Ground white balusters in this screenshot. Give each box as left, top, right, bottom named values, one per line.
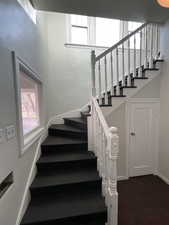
left=139, top=30, right=142, bottom=77
left=133, top=34, right=136, bottom=78
left=110, top=52, right=114, bottom=95
left=155, top=25, right=159, bottom=60
left=127, top=39, right=131, bottom=84
left=116, top=48, right=120, bottom=95
left=122, top=43, right=125, bottom=86
left=98, top=60, right=102, bottom=104
left=91, top=50, right=96, bottom=97
left=144, top=25, right=148, bottom=68
left=149, top=24, right=154, bottom=68
left=104, top=56, right=108, bottom=104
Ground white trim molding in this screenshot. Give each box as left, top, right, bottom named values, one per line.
left=157, top=172, right=169, bottom=185
left=12, top=51, right=43, bottom=156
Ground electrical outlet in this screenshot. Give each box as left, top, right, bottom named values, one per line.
left=0, top=129, right=4, bottom=143
left=6, top=125, right=16, bottom=140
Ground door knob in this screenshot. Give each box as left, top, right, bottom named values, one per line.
left=130, top=132, right=136, bottom=136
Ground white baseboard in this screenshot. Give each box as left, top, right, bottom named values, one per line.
left=157, top=172, right=169, bottom=185
left=117, top=176, right=128, bottom=181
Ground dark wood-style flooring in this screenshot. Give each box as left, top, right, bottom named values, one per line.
left=118, top=175, right=169, bottom=225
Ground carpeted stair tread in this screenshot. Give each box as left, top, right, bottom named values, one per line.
left=64, top=117, right=87, bottom=129
left=31, top=166, right=101, bottom=190
left=38, top=151, right=95, bottom=164
left=50, top=124, right=86, bottom=133
left=49, top=124, right=87, bottom=138
left=42, top=136, right=87, bottom=147
left=21, top=189, right=106, bottom=225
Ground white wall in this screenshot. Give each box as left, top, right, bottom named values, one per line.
left=158, top=19, right=169, bottom=181
left=0, top=1, right=47, bottom=224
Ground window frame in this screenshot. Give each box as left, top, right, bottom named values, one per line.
left=66, top=15, right=125, bottom=48
left=66, top=15, right=143, bottom=49
left=12, top=52, right=43, bottom=156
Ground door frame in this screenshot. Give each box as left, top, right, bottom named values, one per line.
left=126, top=98, right=160, bottom=178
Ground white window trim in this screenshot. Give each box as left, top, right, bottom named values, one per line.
left=65, top=15, right=126, bottom=49
left=65, top=15, right=142, bottom=49
left=12, top=52, right=43, bottom=156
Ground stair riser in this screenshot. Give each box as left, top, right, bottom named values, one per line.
left=37, top=159, right=97, bottom=172
left=21, top=212, right=107, bottom=225
left=64, top=119, right=87, bottom=130
left=31, top=180, right=102, bottom=197
left=41, top=143, right=88, bottom=155
left=48, top=128, right=87, bottom=139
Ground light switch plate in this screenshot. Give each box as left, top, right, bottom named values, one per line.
left=6, top=125, right=16, bottom=140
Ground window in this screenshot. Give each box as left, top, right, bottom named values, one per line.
left=19, top=69, right=40, bottom=135
left=67, top=15, right=122, bottom=47
left=13, top=53, right=43, bottom=155
left=70, top=15, right=88, bottom=45
left=67, top=15, right=143, bottom=49
left=95, top=18, right=120, bottom=47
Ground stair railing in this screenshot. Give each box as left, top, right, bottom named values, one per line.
left=91, top=23, right=160, bottom=104
left=89, top=96, right=119, bottom=225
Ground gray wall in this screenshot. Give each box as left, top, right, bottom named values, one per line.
left=158, top=20, right=169, bottom=180
left=0, top=1, right=47, bottom=224
left=38, top=11, right=107, bottom=119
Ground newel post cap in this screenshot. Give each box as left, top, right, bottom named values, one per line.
left=109, top=127, right=118, bottom=134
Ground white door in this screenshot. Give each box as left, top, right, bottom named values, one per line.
left=128, top=102, right=159, bottom=177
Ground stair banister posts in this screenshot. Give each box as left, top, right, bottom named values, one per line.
left=116, top=48, right=120, bottom=95
left=98, top=60, right=102, bottom=104
left=104, top=56, right=108, bottom=104
left=110, top=51, right=114, bottom=95
left=122, top=43, right=125, bottom=86
left=133, top=34, right=136, bottom=78
left=127, top=39, right=131, bottom=85
left=139, top=30, right=143, bottom=76
left=108, top=127, right=119, bottom=225
left=144, top=25, right=148, bottom=68
left=155, top=25, right=159, bottom=60
left=149, top=24, right=154, bottom=68
left=91, top=50, right=96, bottom=97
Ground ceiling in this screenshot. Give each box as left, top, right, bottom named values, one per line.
left=30, top=0, right=169, bottom=23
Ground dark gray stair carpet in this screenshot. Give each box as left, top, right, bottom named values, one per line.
left=21, top=189, right=106, bottom=225
left=31, top=166, right=101, bottom=190
left=21, top=116, right=107, bottom=225
left=38, top=150, right=95, bottom=164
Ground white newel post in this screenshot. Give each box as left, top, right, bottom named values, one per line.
left=91, top=50, right=96, bottom=97
left=108, top=127, right=119, bottom=225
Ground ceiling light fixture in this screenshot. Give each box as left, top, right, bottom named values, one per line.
left=157, top=0, right=169, bottom=8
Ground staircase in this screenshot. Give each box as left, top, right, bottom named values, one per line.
left=20, top=22, right=163, bottom=225
left=21, top=114, right=107, bottom=225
